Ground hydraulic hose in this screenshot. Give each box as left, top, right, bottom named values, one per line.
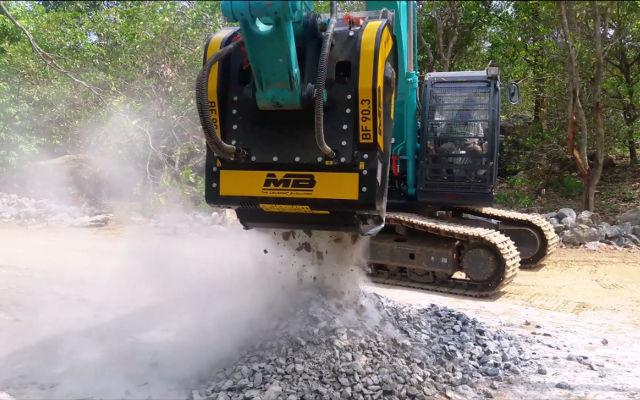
left=196, top=39, right=247, bottom=161
left=313, top=1, right=338, bottom=159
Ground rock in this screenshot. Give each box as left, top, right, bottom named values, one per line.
left=253, top=372, right=263, bottom=387
left=601, top=338, right=608, bottom=345
left=484, top=367, right=500, bottom=377
left=585, top=241, right=604, bottom=251
left=555, top=382, right=573, bottom=390
left=0, top=192, right=111, bottom=228
left=536, top=366, right=547, bottom=375
left=553, top=224, right=565, bottom=234
left=561, top=230, right=580, bottom=246
left=570, top=224, right=599, bottom=244
left=632, top=226, right=640, bottom=238
left=199, top=292, right=531, bottom=400
left=620, top=222, right=633, bottom=235
left=626, top=234, right=640, bottom=246
left=604, top=224, right=622, bottom=239
left=618, top=209, right=640, bottom=226
left=557, top=208, right=576, bottom=221
left=566, top=354, right=577, bottom=361
left=614, top=236, right=634, bottom=247
left=561, top=217, right=576, bottom=229
left=263, top=384, right=282, bottom=400
left=18, top=154, right=105, bottom=207
left=576, top=210, right=596, bottom=226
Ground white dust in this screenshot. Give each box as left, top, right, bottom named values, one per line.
left=0, top=221, right=370, bottom=399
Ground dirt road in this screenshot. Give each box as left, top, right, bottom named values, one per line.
left=1, top=223, right=639, bottom=399
left=373, top=247, right=640, bottom=399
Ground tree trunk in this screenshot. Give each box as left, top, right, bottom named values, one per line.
left=630, top=134, right=638, bottom=166
left=559, top=1, right=609, bottom=211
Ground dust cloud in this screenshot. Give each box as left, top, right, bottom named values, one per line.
left=0, top=103, right=371, bottom=399
left=0, top=219, right=369, bottom=399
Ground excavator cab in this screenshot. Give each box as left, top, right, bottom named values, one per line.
left=197, top=2, right=397, bottom=234
left=418, top=69, right=501, bottom=206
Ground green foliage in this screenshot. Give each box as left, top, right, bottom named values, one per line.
left=505, top=175, right=526, bottom=189
left=562, top=177, right=582, bottom=198
left=0, top=0, right=226, bottom=204
left=0, top=0, right=639, bottom=211
left=495, top=192, right=534, bottom=208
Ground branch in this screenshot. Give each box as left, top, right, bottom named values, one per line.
left=168, top=35, right=197, bottom=54
left=419, top=32, right=434, bottom=69
left=0, top=1, right=105, bottom=103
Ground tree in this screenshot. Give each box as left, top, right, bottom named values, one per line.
left=559, top=1, right=610, bottom=211
left=417, top=1, right=496, bottom=72
left=605, top=1, right=640, bottom=165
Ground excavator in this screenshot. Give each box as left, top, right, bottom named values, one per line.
left=195, top=1, right=558, bottom=297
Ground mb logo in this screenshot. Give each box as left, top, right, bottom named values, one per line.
left=263, top=173, right=316, bottom=190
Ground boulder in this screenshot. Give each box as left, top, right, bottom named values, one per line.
left=561, top=230, right=580, bottom=246
left=619, top=222, right=633, bottom=235
left=633, top=226, right=640, bottom=237
left=571, top=224, right=599, bottom=244
left=618, top=209, right=640, bottom=226
left=17, top=154, right=104, bottom=207
left=603, top=224, right=621, bottom=239
left=561, top=217, right=576, bottom=229
left=624, top=234, right=640, bottom=246
left=614, top=236, right=635, bottom=248
left=576, top=210, right=600, bottom=226
left=557, top=208, right=577, bottom=222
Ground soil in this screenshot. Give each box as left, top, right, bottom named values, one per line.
left=1, top=223, right=639, bottom=399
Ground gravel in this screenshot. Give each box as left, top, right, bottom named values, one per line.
left=0, top=192, right=111, bottom=227
left=195, top=291, right=537, bottom=400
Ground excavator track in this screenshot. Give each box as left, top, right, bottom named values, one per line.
left=454, top=206, right=559, bottom=267
left=369, top=212, right=520, bottom=298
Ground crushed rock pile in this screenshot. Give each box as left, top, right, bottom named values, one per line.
left=0, top=192, right=111, bottom=228
left=195, top=291, right=535, bottom=400
left=546, top=207, right=640, bottom=249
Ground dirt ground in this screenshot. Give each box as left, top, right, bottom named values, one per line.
left=373, top=247, right=640, bottom=399
left=1, top=223, right=639, bottom=399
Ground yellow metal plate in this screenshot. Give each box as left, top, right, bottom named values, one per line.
left=259, top=204, right=330, bottom=214
left=357, top=21, right=381, bottom=145
left=219, top=170, right=359, bottom=200
left=205, top=28, right=236, bottom=139
left=376, top=26, right=393, bottom=151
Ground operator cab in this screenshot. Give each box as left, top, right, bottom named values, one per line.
left=418, top=69, right=501, bottom=206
